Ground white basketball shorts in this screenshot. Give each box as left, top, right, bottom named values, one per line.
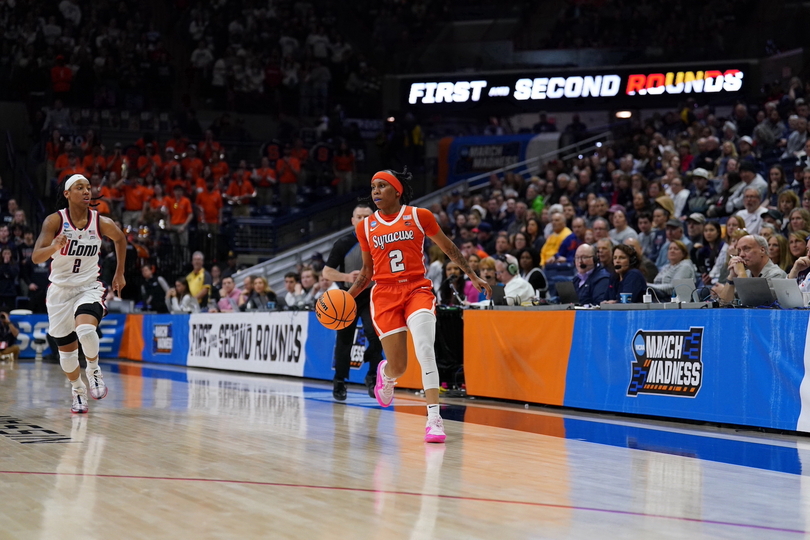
left=46, top=281, right=106, bottom=338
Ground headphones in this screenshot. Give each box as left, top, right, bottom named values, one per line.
left=627, top=249, right=640, bottom=268
left=497, top=255, right=519, bottom=276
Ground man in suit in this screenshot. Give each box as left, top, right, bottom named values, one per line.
left=572, top=244, right=610, bottom=305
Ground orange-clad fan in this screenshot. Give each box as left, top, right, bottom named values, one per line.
left=106, top=143, right=126, bottom=176
left=181, top=145, right=204, bottom=179
left=252, top=156, right=277, bottom=206
left=196, top=178, right=224, bottom=225
left=83, top=145, right=107, bottom=174
left=137, top=144, right=163, bottom=177
left=209, top=153, right=230, bottom=183
left=198, top=130, right=223, bottom=165
left=276, top=145, right=301, bottom=207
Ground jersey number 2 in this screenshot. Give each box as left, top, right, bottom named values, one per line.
left=388, top=250, right=405, bottom=273
left=72, top=258, right=81, bottom=273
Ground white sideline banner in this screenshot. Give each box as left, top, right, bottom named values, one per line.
left=187, top=312, right=308, bottom=376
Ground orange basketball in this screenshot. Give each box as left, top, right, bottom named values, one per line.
left=315, top=289, right=357, bottom=330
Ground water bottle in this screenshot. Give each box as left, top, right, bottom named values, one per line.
left=266, top=301, right=276, bottom=311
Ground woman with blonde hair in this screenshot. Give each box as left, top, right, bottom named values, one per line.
left=240, top=276, right=277, bottom=311
left=768, top=233, right=792, bottom=272
left=477, top=257, right=498, bottom=301
left=652, top=240, right=696, bottom=296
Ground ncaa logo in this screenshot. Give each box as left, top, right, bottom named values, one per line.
left=633, top=334, right=646, bottom=355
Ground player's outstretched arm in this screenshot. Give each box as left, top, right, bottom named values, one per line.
left=32, top=214, right=66, bottom=264
left=430, top=230, right=492, bottom=298
left=99, top=216, right=128, bottom=294
left=346, top=251, right=373, bottom=298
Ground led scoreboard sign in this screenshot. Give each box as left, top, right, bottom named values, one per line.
left=402, top=65, right=748, bottom=111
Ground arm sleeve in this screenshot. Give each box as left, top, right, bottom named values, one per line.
left=355, top=220, right=370, bottom=252
left=416, top=207, right=440, bottom=236
left=591, top=272, right=610, bottom=304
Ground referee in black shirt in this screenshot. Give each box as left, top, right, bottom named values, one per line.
left=322, top=204, right=383, bottom=400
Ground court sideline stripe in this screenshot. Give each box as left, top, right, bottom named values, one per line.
left=0, top=470, right=802, bottom=535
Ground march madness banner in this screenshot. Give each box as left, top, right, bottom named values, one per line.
left=187, top=312, right=308, bottom=377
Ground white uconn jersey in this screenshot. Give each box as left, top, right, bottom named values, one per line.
left=51, top=209, right=102, bottom=286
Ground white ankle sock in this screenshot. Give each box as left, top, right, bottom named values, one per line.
left=427, top=404, right=440, bottom=419
left=86, top=359, right=99, bottom=372
left=70, top=378, right=86, bottom=390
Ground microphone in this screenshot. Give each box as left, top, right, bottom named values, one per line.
left=579, top=263, right=588, bottom=270
left=449, top=282, right=465, bottom=305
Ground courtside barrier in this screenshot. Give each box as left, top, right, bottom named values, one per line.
left=11, top=308, right=809, bottom=433
left=464, top=309, right=810, bottom=433
left=11, top=313, right=127, bottom=359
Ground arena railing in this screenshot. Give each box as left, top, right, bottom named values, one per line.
left=234, top=131, right=613, bottom=293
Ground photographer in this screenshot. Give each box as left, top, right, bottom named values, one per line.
left=0, top=311, right=20, bottom=362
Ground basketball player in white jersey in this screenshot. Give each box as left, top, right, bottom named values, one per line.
left=32, top=174, right=127, bottom=413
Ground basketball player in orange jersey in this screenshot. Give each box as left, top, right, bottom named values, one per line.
left=347, top=169, right=490, bottom=442
left=32, top=174, right=127, bottom=413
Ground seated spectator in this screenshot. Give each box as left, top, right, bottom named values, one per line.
left=692, top=221, right=727, bottom=286
left=238, top=275, right=256, bottom=309
left=788, top=208, right=810, bottom=234
left=524, top=218, right=545, bottom=252
left=552, top=217, right=586, bottom=263
left=735, top=188, right=765, bottom=234
left=650, top=241, right=697, bottom=297
left=186, top=251, right=213, bottom=308
left=299, top=267, right=322, bottom=307
left=0, top=311, right=20, bottom=362
left=768, top=234, right=792, bottom=273
left=515, top=248, right=547, bottom=295
left=283, top=271, right=307, bottom=308
left=608, top=209, right=637, bottom=245
left=595, top=237, right=615, bottom=274
left=541, top=212, right=572, bottom=265
left=494, top=254, right=535, bottom=306
left=217, top=276, right=242, bottom=312
left=439, top=260, right=473, bottom=306
left=166, top=278, right=201, bottom=313
left=572, top=244, right=609, bottom=305
left=476, top=257, right=499, bottom=302
left=624, top=238, right=658, bottom=283
left=656, top=219, right=693, bottom=269
left=141, top=265, right=169, bottom=313
left=240, top=276, right=278, bottom=311
left=0, top=247, right=18, bottom=311
left=604, top=244, right=646, bottom=304
left=787, top=231, right=809, bottom=272
left=713, top=235, right=787, bottom=304
left=315, top=274, right=339, bottom=301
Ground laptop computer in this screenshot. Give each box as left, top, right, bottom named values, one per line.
left=555, top=281, right=579, bottom=305
left=671, top=279, right=696, bottom=303
left=734, top=277, right=776, bottom=307
left=771, top=278, right=807, bottom=309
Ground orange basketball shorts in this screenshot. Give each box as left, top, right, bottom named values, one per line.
left=370, top=280, right=436, bottom=338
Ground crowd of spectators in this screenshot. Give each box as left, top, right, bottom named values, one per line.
left=421, top=88, right=810, bottom=307
left=0, top=0, right=169, bottom=109
left=138, top=249, right=336, bottom=315
left=545, top=0, right=744, bottom=61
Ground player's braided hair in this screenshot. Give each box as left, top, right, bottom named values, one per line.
left=56, top=178, right=70, bottom=209
left=359, top=167, right=414, bottom=208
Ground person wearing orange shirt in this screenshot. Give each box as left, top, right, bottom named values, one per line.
left=346, top=169, right=491, bottom=442
left=209, top=152, right=230, bottom=183
left=166, top=185, right=194, bottom=253
left=119, top=171, right=148, bottom=228
left=276, top=145, right=301, bottom=207
left=252, top=156, right=277, bottom=206
left=89, top=185, right=112, bottom=217
left=57, top=153, right=89, bottom=185
left=50, top=55, right=73, bottom=102
left=106, top=143, right=126, bottom=177
left=143, top=183, right=169, bottom=224
left=181, top=145, right=204, bottom=179
left=226, top=165, right=255, bottom=218
left=137, top=143, right=163, bottom=178
left=162, top=147, right=180, bottom=179
left=333, top=140, right=356, bottom=196
left=45, top=130, right=64, bottom=184
left=83, top=144, right=107, bottom=175
left=166, top=127, right=190, bottom=155
left=164, top=163, right=188, bottom=194
left=53, top=141, right=75, bottom=181
left=196, top=177, right=224, bottom=261
left=198, top=130, right=223, bottom=165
